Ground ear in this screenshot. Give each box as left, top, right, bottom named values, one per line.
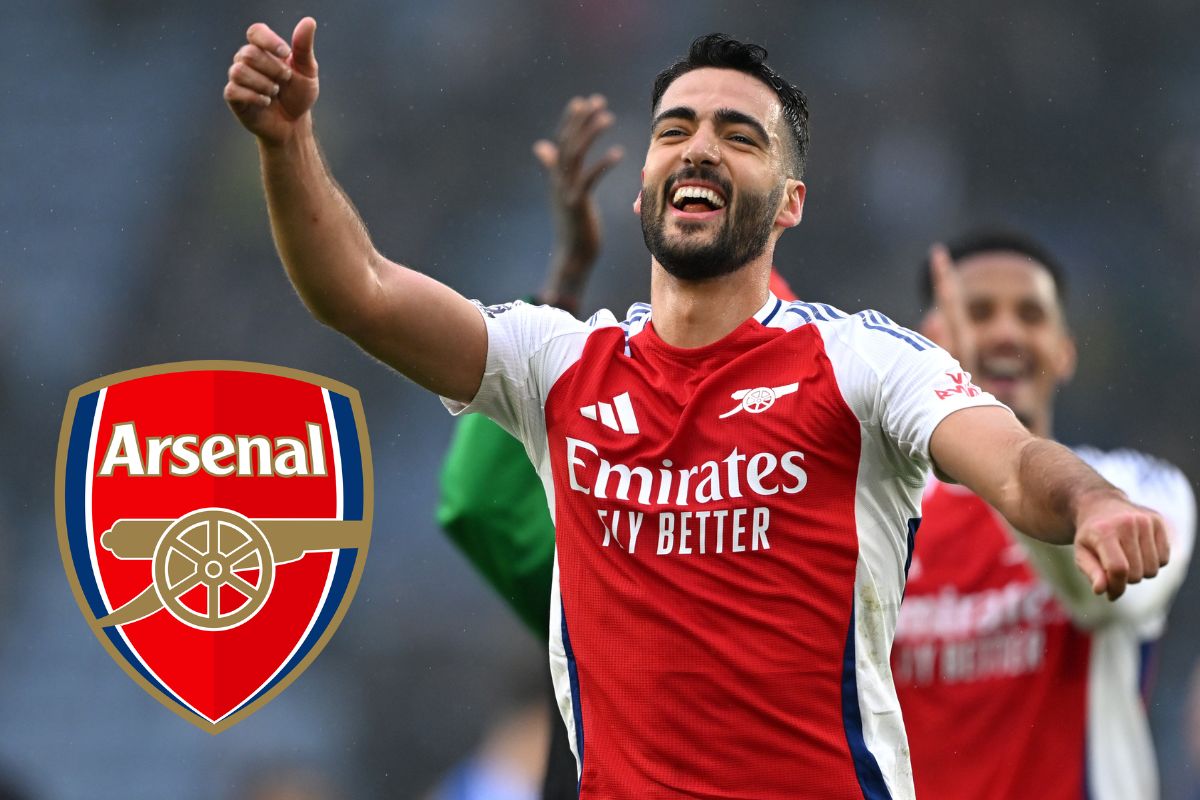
left=775, top=180, right=806, bottom=229
left=633, top=188, right=643, bottom=215
left=1053, top=332, right=1077, bottom=385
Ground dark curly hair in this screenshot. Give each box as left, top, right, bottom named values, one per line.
left=651, top=33, right=810, bottom=178
left=918, top=229, right=1068, bottom=309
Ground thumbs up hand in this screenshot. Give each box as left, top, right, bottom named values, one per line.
left=224, top=17, right=320, bottom=146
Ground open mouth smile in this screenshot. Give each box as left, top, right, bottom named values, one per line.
left=668, top=182, right=728, bottom=220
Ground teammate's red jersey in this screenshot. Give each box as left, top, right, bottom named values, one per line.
left=446, top=293, right=1001, bottom=798
left=894, top=451, right=1194, bottom=800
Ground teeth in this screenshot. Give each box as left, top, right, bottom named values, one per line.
left=980, top=356, right=1026, bottom=378
left=672, top=185, right=726, bottom=209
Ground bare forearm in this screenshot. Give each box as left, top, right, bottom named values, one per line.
left=539, top=253, right=592, bottom=314
left=533, top=95, right=622, bottom=315
left=933, top=407, right=1168, bottom=598
left=1004, top=438, right=1125, bottom=544
left=227, top=18, right=487, bottom=402
left=259, top=117, right=381, bottom=331
left=931, top=408, right=1123, bottom=544
left=257, top=118, right=486, bottom=400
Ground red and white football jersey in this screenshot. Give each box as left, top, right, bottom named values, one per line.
left=894, top=449, right=1194, bottom=800
left=445, top=293, right=1002, bottom=799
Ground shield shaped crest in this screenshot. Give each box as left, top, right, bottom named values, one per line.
left=55, top=361, right=372, bottom=733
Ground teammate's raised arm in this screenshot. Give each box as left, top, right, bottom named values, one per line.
left=438, top=93, right=623, bottom=638
left=533, top=95, right=623, bottom=314
left=224, top=17, right=486, bottom=403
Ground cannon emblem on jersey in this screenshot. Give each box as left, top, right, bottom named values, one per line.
left=97, top=507, right=368, bottom=631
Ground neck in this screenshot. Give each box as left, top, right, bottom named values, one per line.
left=1027, top=407, right=1053, bottom=440
left=648, top=254, right=773, bottom=348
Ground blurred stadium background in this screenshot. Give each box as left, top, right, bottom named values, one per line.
left=2, top=0, right=1199, bottom=797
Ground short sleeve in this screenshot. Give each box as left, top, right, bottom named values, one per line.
left=818, top=311, right=1009, bottom=471
left=440, top=299, right=606, bottom=452
left=879, top=347, right=1009, bottom=465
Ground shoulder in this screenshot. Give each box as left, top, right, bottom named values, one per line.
left=768, top=301, right=937, bottom=351
left=475, top=298, right=621, bottom=341
left=767, top=302, right=945, bottom=386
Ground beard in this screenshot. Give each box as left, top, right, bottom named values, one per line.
left=641, top=167, right=783, bottom=282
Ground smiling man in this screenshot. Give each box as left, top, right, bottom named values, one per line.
left=892, top=233, right=1194, bottom=799
left=225, top=25, right=1170, bottom=799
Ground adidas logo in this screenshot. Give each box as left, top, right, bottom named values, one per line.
left=579, top=392, right=640, bottom=435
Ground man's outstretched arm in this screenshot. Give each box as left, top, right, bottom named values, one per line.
left=930, top=406, right=1170, bottom=600
left=224, top=17, right=485, bottom=403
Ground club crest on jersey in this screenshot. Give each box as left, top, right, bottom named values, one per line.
left=718, top=382, right=799, bottom=419
left=55, top=362, right=373, bottom=733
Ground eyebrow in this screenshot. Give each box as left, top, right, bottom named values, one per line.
left=651, top=105, right=697, bottom=131
left=651, top=105, right=771, bottom=146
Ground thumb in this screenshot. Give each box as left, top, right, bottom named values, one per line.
left=1074, top=543, right=1107, bottom=596
left=291, top=17, right=318, bottom=76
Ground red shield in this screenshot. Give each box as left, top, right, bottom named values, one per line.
left=55, top=362, right=372, bottom=733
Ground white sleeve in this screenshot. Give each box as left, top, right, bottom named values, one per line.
left=1020, top=449, right=1196, bottom=634
left=439, top=299, right=594, bottom=451
left=819, top=311, right=1008, bottom=477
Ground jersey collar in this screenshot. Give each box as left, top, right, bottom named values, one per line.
left=754, top=292, right=784, bottom=326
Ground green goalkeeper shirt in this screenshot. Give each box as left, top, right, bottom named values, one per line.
left=437, top=413, right=554, bottom=638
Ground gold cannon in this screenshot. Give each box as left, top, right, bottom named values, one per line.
left=96, top=508, right=368, bottom=631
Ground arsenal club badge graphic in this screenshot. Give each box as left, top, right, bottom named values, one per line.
left=54, top=362, right=372, bottom=733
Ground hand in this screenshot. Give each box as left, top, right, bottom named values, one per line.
left=224, top=18, right=320, bottom=146
left=1072, top=492, right=1170, bottom=600
left=927, top=243, right=977, bottom=370
left=535, top=95, right=623, bottom=313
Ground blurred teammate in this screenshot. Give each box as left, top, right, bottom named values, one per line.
left=225, top=22, right=1169, bottom=798
left=892, top=233, right=1195, bottom=799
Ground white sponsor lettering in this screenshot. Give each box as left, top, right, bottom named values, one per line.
left=893, top=578, right=1070, bottom=686
left=598, top=509, right=645, bottom=554
left=569, top=439, right=793, bottom=560
left=653, top=506, right=771, bottom=556
left=746, top=453, right=778, bottom=495
left=895, top=581, right=1064, bottom=641
left=893, top=628, right=1048, bottom=685
left=753, top=507, right=770, bottom=550
left=566, top=437, right=597, bottom=494
left=596, top=460, right=654, bottom=504
left=564, top=439, right=808, bottom=507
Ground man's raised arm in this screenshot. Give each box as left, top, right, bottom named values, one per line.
left=930, top=407, right=1171, bottom=601
left=223, top=17, right=486, bottom=403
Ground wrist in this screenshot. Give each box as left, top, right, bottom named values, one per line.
left=258, top=113, right=315, bottom=155
left=1071, top=485, right=1129, bottom=526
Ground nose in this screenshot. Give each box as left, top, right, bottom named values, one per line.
left=978, top=309, right=1025, bottom=350
left=682, top=124, right=721, bottom=167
